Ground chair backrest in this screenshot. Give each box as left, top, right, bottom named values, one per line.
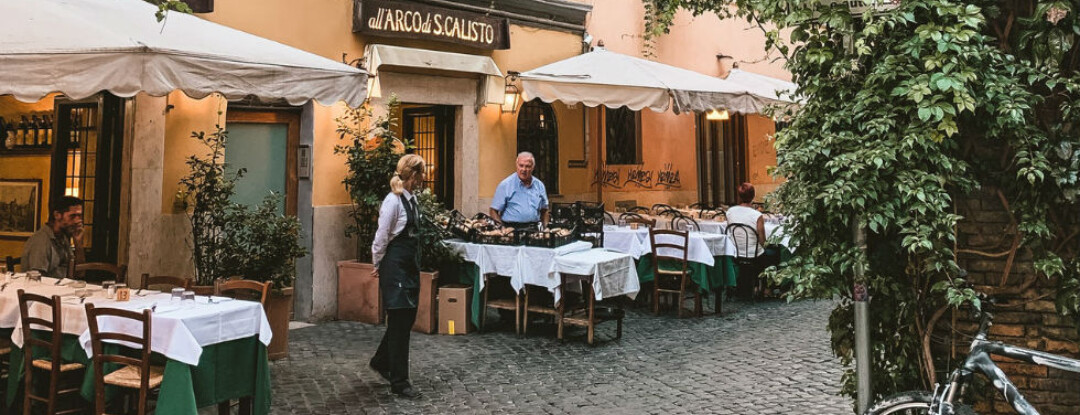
left=726, top=223, right=760, bottom=260
left=17, top=290, right=65, bottom=378
left=688, top=202, right=712, bottom=211
left=4, top=256, right=20, bottom=273
left=215, top=279, right=270, bottom=306
left=650, top=204, right=674, bottom=215
left=648, top=229, right=690, bottom=274
left=140, top=274, right=191, bottom=292
left=670, top=215, right=699, bottom=232
left=626, top=206, right=651, bottom=214
left=603, top=211, right=616, bottom=225
left=76, top=262, right=127, bottom=283
left=624, top=216, right=657, bottom=229
left=710, top=210, right=727, bottom=221
left=657, top=209, right=681, bottom=218
left=85, top=304, right=153, bottom=415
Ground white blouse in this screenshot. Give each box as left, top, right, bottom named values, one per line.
left=371, top=189, right=418, bottom=267
left=726, top=205, right=763, bottom=258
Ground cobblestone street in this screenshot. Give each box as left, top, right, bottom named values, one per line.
left=269, top=298, right=851, bottom=414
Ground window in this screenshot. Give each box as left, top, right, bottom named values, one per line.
left=403, top=105, right=455, bottom=207
left=605, top=106, right=641, bottom=165
left=516, top=99, right=559, bottom=194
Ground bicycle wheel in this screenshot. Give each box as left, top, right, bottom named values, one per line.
left=865, top=391, right=977, bottom=415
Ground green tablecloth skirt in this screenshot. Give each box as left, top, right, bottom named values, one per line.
left=6, top=331, right=271, bottom=415
left=635, top=254, right=737, bottom=292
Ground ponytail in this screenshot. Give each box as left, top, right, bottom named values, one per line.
left=390, top=154, right=425, bottom=195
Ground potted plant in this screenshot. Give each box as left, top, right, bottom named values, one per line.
left=335, top=98, right=407, bottom=323
left=221, top=193, right=307, bottom=360
left=178, top=125, right=244, bottom=294
left=180, top=125, right=307, bottom=360
left=413, top=188, right=465, bottom=333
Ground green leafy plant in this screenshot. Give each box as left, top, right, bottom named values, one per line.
left=180, top=126, right=306, bottom=291
left=221, top=193, right=308, bottom=291
left=179, top=125, right=244, bottom=286
left=643, top=0, right=1080, bottom=408
left=416, top=188, right=465, bottom=274
left=335, top=97, right=409, bottom=262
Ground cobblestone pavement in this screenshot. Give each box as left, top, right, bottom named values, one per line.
left=269, top=299, right=851, bottom=414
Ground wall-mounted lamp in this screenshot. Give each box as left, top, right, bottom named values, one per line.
left=503, top=71, right=521, bottom=114
left=706, top=108, right=730, bottom=121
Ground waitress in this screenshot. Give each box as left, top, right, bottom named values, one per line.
left=369, top=154, right=426, bottom=399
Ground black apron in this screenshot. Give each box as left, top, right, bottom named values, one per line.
left=379, top=193, right=421, bottom=309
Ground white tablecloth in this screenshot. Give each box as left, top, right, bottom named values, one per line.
left=4, top=277, right=271, bottom=366
left=549, top=249, right=639, bottom=301
left=444, top=240, right=594, bottom=294
left=602, top=226, right=725, bottom=265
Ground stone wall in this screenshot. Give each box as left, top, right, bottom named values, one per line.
left=954, top=189, right=1080, bottom=415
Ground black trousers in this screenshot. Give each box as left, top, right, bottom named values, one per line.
left=371, top=307, right=418, bottom=388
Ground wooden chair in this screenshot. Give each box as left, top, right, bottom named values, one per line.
left=214, top=279, right=269, bottom=306
left=626, top=206, right=651, bottom=215
left=140, top=274, right=191, bottom=292
left=85, top=304, right=162, bottom=415
left=4, top=256, right=20, bottom=273
left=74, top=262, right=127, bottom=284
left=650, top=203, right=675, bottom=215
left=555, top=274, right=624, bottom=346
left=670, top=215, right=699, bottom=232
left=727, top=223, right=764, bottom=300
left=17, top=290, right=86, bottom=415
left=480, top=274, right=521, bottom=334
left=648, top=229, right=701, bottom=318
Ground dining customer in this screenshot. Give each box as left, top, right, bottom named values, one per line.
left=726, top=183, right=782, bottom=293
left=490, top=151, right=549, bottom=230
left=369, top=154, right=426, bottom=398
left=21, top=196, right=84, bottom=279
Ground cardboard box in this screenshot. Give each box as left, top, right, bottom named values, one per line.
left=412, top=271, right=438, bottom=334
left=438, top=284, right=472, bottom=335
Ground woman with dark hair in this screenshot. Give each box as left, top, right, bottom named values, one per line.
left=725, top=182, right=782, bottom=296
left=369, top=154, right=426, bottom=398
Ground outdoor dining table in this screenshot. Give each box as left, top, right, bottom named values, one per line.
left=0, top=274, right=272, bottom=415
left=443, top=239, right=594, bottom=327
left=601, top=225, right=736, bottom=292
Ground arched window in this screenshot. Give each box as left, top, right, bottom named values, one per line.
left=516, top=99, right=559, bottom=194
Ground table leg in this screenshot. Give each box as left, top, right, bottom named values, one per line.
left=587, top=284, right=595, bottom=346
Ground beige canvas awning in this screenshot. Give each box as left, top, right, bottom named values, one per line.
left=0, top=0, right=368, bottom=107
left=364, top=44, right=504, bottom=106
left=520, top=47, right=797, bottom=114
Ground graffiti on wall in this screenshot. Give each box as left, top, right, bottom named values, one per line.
left=592, top=163, right=683, bottom=189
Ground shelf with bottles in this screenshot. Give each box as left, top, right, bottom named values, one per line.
left=0, top=113, right=55, bottom=153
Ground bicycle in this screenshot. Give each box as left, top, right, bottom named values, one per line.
left=865, top=296, right=1080, bottom=414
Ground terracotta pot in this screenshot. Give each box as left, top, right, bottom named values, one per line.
left=413, top=271, right=438, bottom=334
left=266, top=287, right=293, bottom=360
left=337, top=261, right=382, bottom=324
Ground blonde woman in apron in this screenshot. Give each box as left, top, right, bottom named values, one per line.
left=369, top=154, right=426, bottom=398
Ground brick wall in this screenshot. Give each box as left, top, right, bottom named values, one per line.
left=954, top=189, right=1080, bottom=415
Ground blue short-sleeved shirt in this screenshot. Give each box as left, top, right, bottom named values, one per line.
left=491, top=173, right=548, bottom=223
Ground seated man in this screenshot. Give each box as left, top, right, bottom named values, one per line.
left=21, top=196, right=84, bottom=279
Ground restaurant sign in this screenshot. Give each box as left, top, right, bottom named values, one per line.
left=353, top=0, right=510, bottom=50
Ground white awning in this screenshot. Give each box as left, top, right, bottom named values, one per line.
left=0, top=0, right=368, bottom=107
left=520, top=47, right=797, bottom=114
left=364, top=44, right=504, bottom=105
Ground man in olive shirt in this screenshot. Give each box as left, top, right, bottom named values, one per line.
left=21, top=196, right=84, bottom=279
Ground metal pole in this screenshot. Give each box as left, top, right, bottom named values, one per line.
left=853, top=218, right=871, bottom=413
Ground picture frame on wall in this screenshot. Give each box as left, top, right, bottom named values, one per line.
left=0, top=179, right=42, bottom=239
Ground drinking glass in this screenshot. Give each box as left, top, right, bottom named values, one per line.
left=27, top=271, right=41, bottom=283
left=618, top=219, right=626, bottom=227
left=182, top=290, right=196, bottom=308
left=103, top=280, right=116, bottom=298
left=170, top=287, right=184, bottom=304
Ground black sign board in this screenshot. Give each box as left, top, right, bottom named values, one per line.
left=353, top=0, right=510, bottom=50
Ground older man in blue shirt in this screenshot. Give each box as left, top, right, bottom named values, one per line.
left=490, top=152, right=549, bottom=230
